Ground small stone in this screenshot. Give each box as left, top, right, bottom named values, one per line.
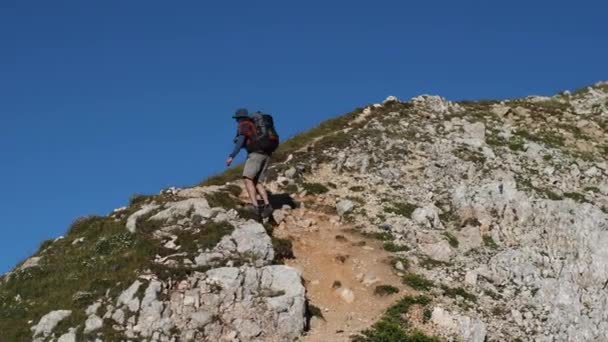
left=285, top=167, right=298, bottom=179
left=395, top=261, right=405, bottom=271
left=383, top=95, right=400, bottom=104
left=336, top=200, right=355, bottom=216
left=464, top=271, right=478, bottom=286
left=362, top=273, right=381, bottom=286
left=337, top=288, right=355, bottom=303
left=84, top=315, right=103, bottom=333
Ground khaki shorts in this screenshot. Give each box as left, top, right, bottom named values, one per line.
left=243, top=152, right=270, bottom=182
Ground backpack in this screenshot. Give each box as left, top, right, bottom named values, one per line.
left=246, top=112, right=280, bottom=154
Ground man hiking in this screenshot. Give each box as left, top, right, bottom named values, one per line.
left=225, top=108, right=279, bottom=218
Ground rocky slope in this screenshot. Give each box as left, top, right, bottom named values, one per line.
left=1, top=81, right=607, bottom=341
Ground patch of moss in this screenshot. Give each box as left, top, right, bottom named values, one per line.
left=442, top=232, right=459, bottom=248
left=390, top=257, right=410, bottom=271
left=515, top=128, right=565, bottom=148
left=483, top=235, right=498, bottom=249
left=272, top=237, right=294, bottom=263
left=350, top=186, right=365, bottom=192
left=563, top=192, right=587, bottom=203
left=222, top=184, right=243, bottom=197
left=402, top=273, right=434, bottom=291
left=384, top=202, right=418, bottom=219
left=441, top=285, right=477, bottom=302
left=283, top=184, right=299, bottom=194
left=419, top=257, right=450, bottom=270
left=361, top=231, right=394, bottom=241
left=438, top=209, right=458, bottom=225
left=205, top=191, right=241, bottom=210
left=454, top=148, right=486, bottom=164
left=301, top=182, right=330, bottom=195
left=374, top=285, right=400, bottom=296
left=383, top=242, right=410, bottom=253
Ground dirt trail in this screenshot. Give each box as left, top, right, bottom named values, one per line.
left=273, top=205, right=409, bottom=342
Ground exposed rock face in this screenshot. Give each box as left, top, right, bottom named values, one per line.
left=195, top=221, right=274, bottom=267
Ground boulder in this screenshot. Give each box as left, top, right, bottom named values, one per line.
left=31, top=310, right=72, bottom=338
left=336, top=200, right=355, bottom=216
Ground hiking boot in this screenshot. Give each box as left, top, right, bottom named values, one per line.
left=261, top=204, right=273, bottom=219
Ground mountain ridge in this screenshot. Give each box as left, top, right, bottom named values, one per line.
left=2, top=81, right=607, bottom=341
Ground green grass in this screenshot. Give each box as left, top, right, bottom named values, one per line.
left=0, top=207, right=238, bottom=341
left=222, top=184, right=243, bottom=197
left=0, top=216, right=166, bottom=340
left=384, top=202, right=418, bottom=219
left=454, top=148, right=486, bottom=164
left=301, top=182, right=330, bottom=195
left=352, top=295, right=439, bottom=342
left=374, top=285, right=400, bottom=296
left=402, top=273, right=434, bottom=291
left=515, top=129, right=565, bottom=148
left=563, top=192, right=587, bottom=203
left=205, top=191, right=242, bottom=210
left=483, top=235, right=498, bottom=249
left=272, top=237, right=294, bottom=263
left=361, top=231, right=394, bottom=241
left=441, top=285, right=477, bottom=302
left=383, top=242, right=410, bottom=253
left=390, top=257, right=410, bottom=271
left=442, top=232, right=459, bottom=248
left=200, top=164, right=244, bottom=186
left=419, top=257, right=449, bottom=270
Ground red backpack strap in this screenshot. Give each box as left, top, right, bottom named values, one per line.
left=238, top=120, right=257, bottom=144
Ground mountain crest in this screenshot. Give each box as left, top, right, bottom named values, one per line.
left=2, top=82, right=607, bottom=341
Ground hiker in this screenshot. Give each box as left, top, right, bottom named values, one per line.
left=225, top=108, right=280, bottom=218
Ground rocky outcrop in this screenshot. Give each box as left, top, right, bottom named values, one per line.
left=31, top=310, right=72, bottom=339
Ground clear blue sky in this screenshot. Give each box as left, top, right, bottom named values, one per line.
left=1, top=0, right=606, bottom=274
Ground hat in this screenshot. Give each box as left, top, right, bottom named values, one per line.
left=232, top=108, right=249, bottom=119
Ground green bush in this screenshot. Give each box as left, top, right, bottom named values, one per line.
left=374, top=285, right=400, bottom=296
left=301, top=182, right=330, bottom=194
left=384, top=202, right=418, bottom=219
left=352, top=295, right=439, bottom=342
left=442, top=232, right=459, bottom=248
left=402, top=273, right=434, bottom=291
left=441, top=285, right=477, bottom=302
left=272, top=237, right=294, bottom=263
left=383, top=242, right=410, bottom=252
left=483, top=235, right=498, bottom=249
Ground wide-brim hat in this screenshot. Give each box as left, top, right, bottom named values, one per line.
left=232, top=108, right=249, bottom=119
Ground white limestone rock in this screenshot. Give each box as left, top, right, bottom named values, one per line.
left=126, top=204, right=159, bottom=233
left=31, top=310, right=72, bottom=338
left=336, top=200, right=355, bottom=216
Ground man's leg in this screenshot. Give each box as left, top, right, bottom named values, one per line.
left=242, top=153, right=266, bottom=209
left=256, top=183, right=270, bottom=206
left=243, top=177, right=259, bottom=207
